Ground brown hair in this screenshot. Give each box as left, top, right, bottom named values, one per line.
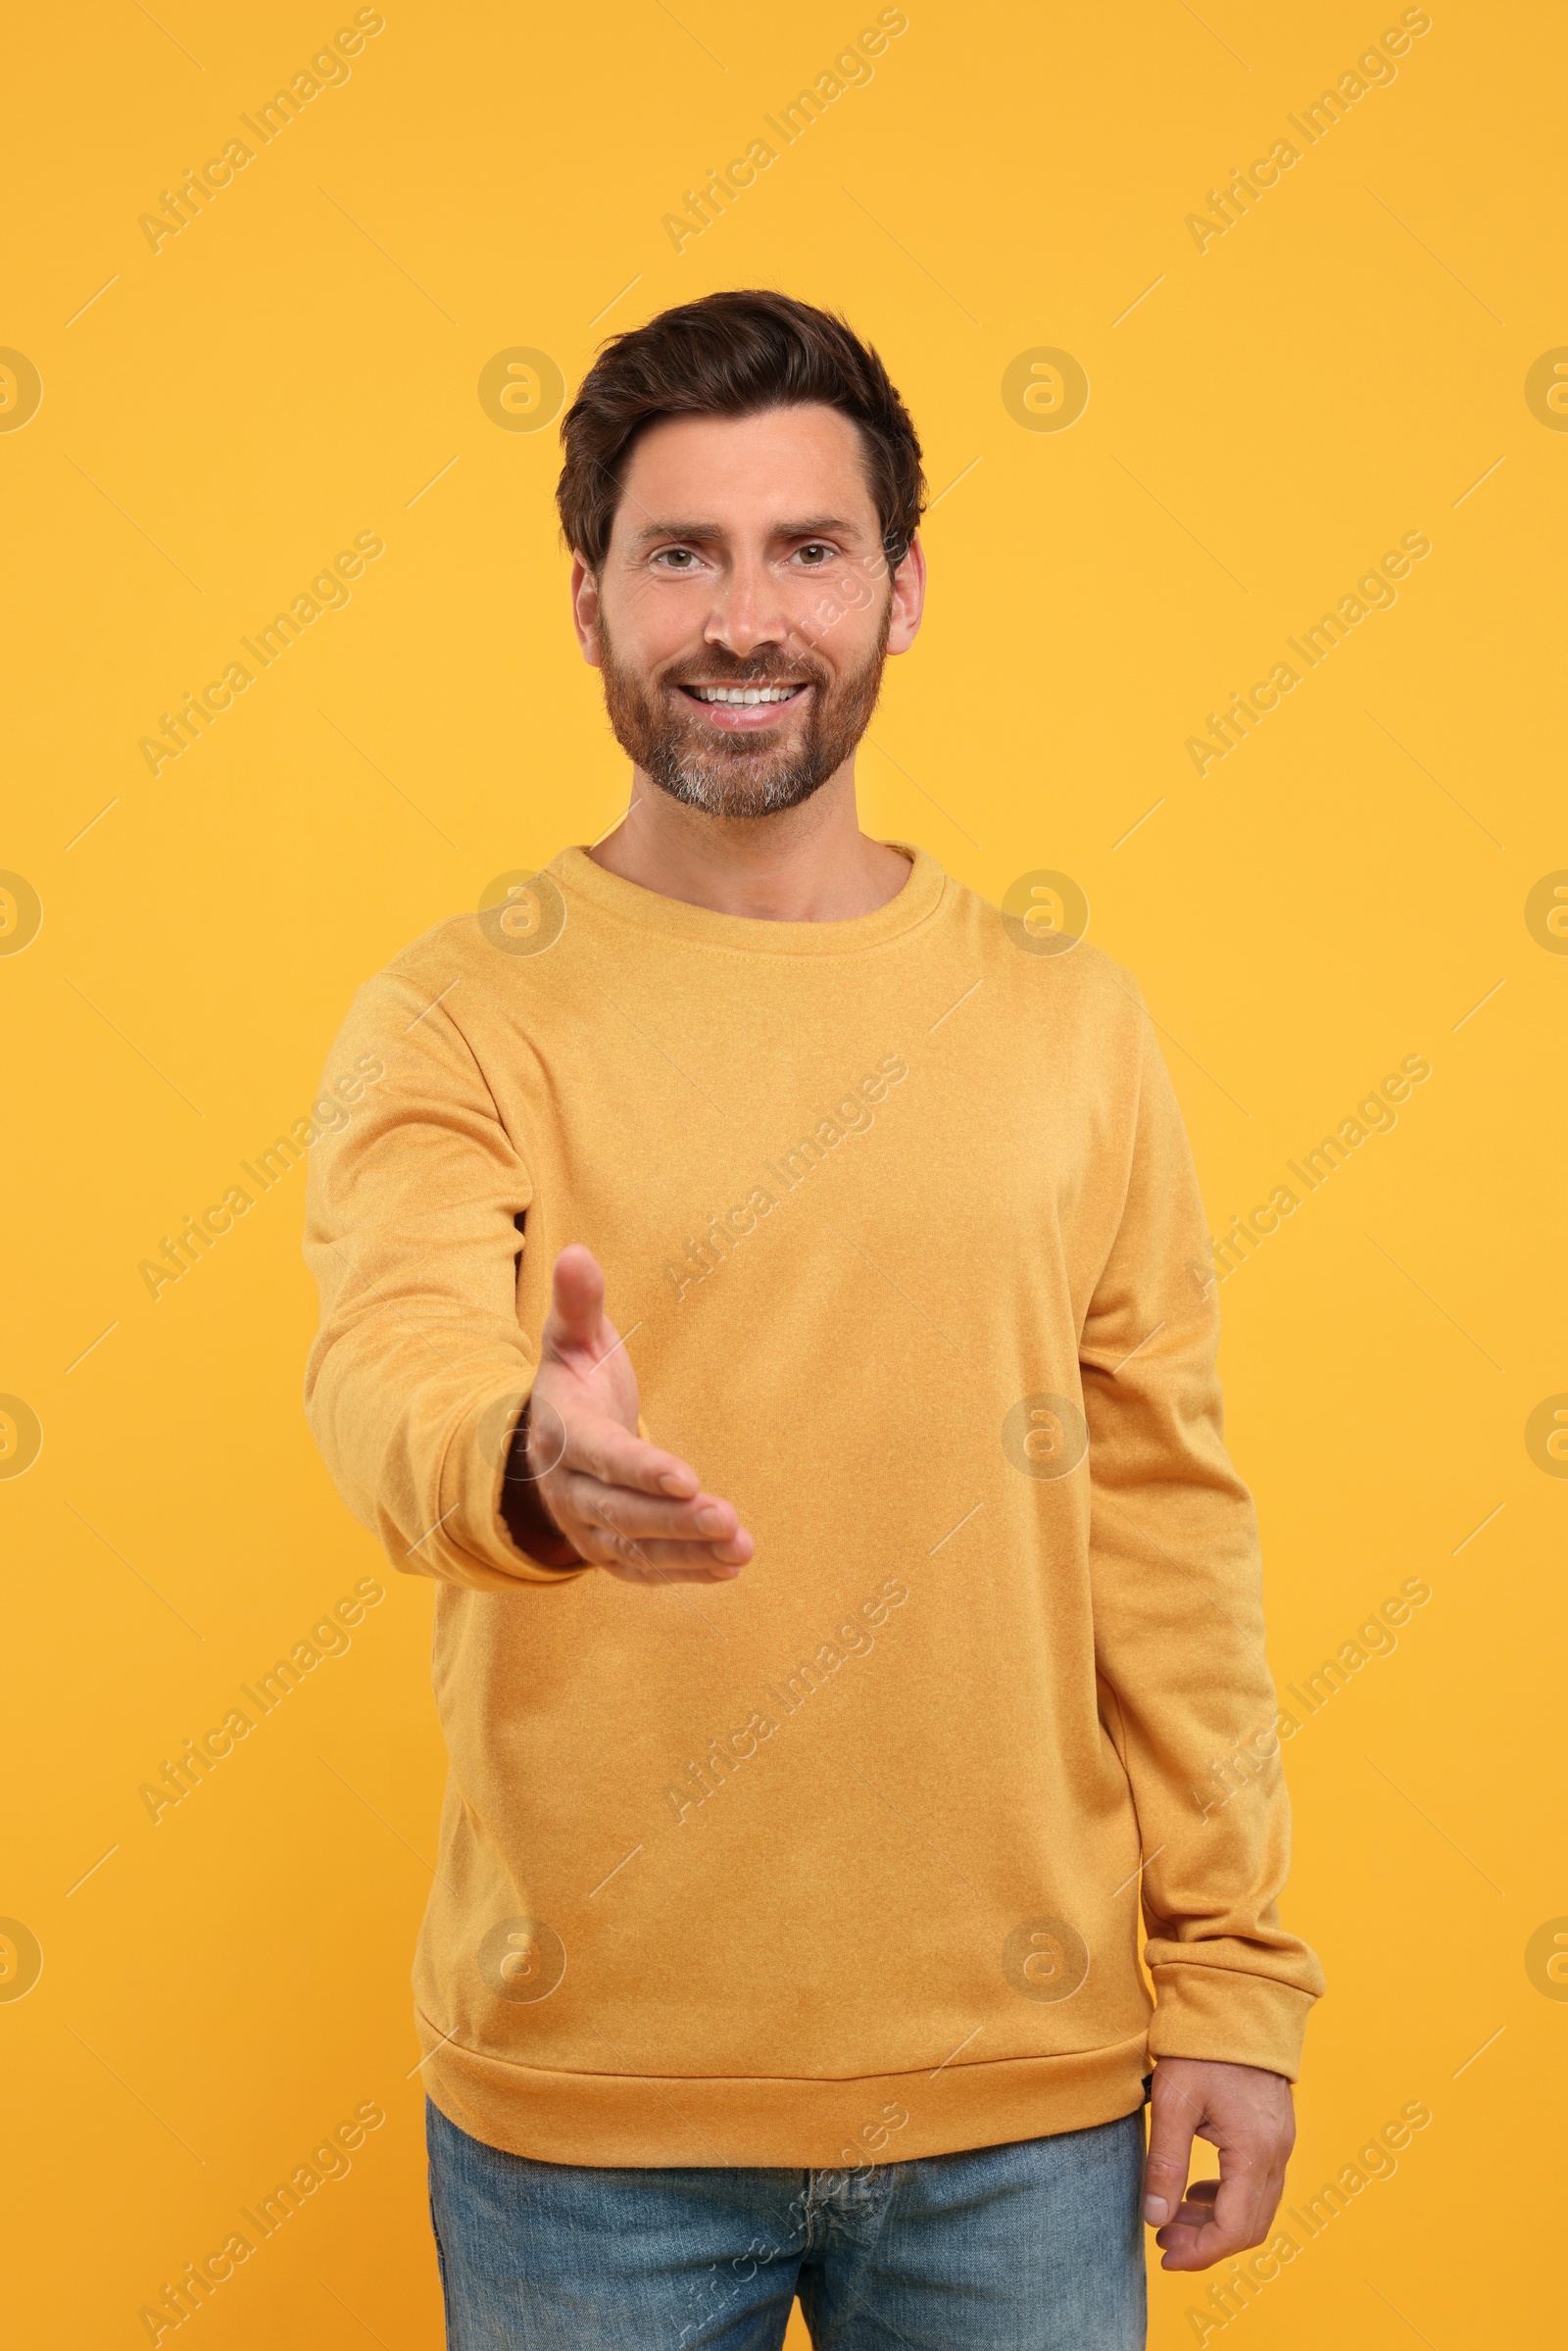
left=557, top=289, right=925, bottom=572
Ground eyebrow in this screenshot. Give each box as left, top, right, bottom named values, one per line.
left=627, top=515, right=860, bottom=548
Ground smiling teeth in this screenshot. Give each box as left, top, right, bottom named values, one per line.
left=693, top=686, right=800, bottom=704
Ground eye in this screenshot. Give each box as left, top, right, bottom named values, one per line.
left=796, top=543, right=836, bottom=565
left=653, top=547, right=701, bottom=570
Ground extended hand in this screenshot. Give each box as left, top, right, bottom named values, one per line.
left=519, top=1244, right=754, bottom=1585
left=1143, top=2057, right=1295, bottom=2270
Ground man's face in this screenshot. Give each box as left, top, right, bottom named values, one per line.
left=571, top=404, right=923, bottom=818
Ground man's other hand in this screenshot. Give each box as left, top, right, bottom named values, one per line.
left=515, top=1243, right=754, bottom=1585
left=1143, top=2057, right=1296, bottom=2270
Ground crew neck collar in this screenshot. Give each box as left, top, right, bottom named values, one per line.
left=548, top=840, right=948, bottom=957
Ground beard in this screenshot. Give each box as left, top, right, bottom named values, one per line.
left=597, top=601, right=892, bottom=819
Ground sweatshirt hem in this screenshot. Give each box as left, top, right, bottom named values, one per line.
left=416, top=2009, right=1152, bottom=2169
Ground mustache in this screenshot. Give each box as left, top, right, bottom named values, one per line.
left=661, top=653, right=826, bottom=690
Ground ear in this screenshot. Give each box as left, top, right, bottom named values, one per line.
left=886, top=535, right=925, bottom=656
left=570, top=554, right=603, bottom=666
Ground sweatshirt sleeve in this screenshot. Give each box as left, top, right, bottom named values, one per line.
left=1078, top=1000, right=1324, bottom=2080
left=301, top=959, right=592, bottom=1591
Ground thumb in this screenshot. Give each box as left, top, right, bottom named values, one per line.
left=1143, top=2077, right=1199, bottom=2226
left=545, top=1244, right=608, bottom=1352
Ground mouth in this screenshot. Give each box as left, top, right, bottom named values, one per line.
left=672, top=681, right=811, bottom=730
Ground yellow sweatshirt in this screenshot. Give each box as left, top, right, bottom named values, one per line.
left=303, top=841, right=1322, bottom=2169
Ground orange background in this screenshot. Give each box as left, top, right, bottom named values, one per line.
left=3, top=1, right=1563, bottom=2343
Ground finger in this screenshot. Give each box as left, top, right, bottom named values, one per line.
left=575, top=1521, right=753, bottom=1575
left=558, top=1471, right=747, bottom=1547
left=1154, top=2180, right=1219, bottom=2271
left=1153, top=2220, right=1210, bottom=2268
left=1206, top=2148, right=1275, bottom=2256
left=604, top=1557, right=745, bottom=1586
left=556, top=1414, right=703, bottom=1501
left=1170, top=2179, right=1220, bottom=2226
left=1153, top=2178, right=1219, bottom=2250
left=577, top=1530, right=749, bottom=1582
left=544, top=1244, right=608, bottom=1350
left=1143, top=2078, right=1200, bottom=2229
left=1156, top=2165, right=1270, bottom=2269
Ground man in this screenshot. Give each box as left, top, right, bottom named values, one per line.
left=304, top=289, right=1322, bottom=2349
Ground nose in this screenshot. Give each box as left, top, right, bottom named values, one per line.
left=704, top=551, right=793, bottom=662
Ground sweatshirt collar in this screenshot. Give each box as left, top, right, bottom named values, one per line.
left=548, top=840, right=948, bottom=958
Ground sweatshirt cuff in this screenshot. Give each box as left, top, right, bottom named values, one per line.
left=428, top=1374, right=593, bottom=1589
left=1147, top=1964, right=1318, bottom=2082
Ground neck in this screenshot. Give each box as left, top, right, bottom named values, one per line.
left=587, top=759, right=912, bottom=921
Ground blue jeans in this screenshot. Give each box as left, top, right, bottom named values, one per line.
left=426, top=2097, right=1147, bottom=2349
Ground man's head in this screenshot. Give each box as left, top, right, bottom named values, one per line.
left=557, top=291, right=926, bottom=819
